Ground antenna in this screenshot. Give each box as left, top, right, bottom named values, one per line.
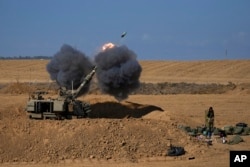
left=71, top=80, right=74, bottom=95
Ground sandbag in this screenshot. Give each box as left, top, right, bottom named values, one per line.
left=228, top=135, right=243, bottom=145
left=197, top=126, right=205, bottom=134
left=188, top=131, right=197, bottom=137
left=236, top=122, right=248, bottom=127
left=188, top=128, right=198, bottom=136
left=233, top=126, right=243, bottom=135
left=224, top=125, right=234, bottom=135
left=167, top=146, right=185, bottom=156
left=241, top=127, right=250, bottom=135
left=213, top=128, right=222, bottom=135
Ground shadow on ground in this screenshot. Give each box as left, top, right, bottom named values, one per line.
left=89, top=101, right=164, bottom=119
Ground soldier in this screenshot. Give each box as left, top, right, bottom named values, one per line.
left=205, top=107, right=214, bottom=138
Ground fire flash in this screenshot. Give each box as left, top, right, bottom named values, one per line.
left=102, top=42, right=115, bottom=51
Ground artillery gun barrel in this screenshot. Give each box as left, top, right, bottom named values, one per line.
left=73, top=66, right=97, bottom=98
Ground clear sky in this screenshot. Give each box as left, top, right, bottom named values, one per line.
left=0, top=0, right=250, bottom=60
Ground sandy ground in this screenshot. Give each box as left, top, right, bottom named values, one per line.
left=0, top=60, right=250, bottom=167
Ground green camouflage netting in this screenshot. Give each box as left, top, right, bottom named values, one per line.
left=179, top=124, right=250, bottom=137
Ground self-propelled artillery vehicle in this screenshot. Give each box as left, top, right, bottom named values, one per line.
left=26, top=66, right=97, bottom=119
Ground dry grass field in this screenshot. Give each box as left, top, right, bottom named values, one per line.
left=0, top=59, right=250, bottom=167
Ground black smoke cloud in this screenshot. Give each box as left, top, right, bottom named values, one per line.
left=46, top=44, right=94, bottom=95
left=94, top=45, right=142, bottom=101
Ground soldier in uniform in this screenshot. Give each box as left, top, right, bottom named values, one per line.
left=205, top=107, right=214, bottom=138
